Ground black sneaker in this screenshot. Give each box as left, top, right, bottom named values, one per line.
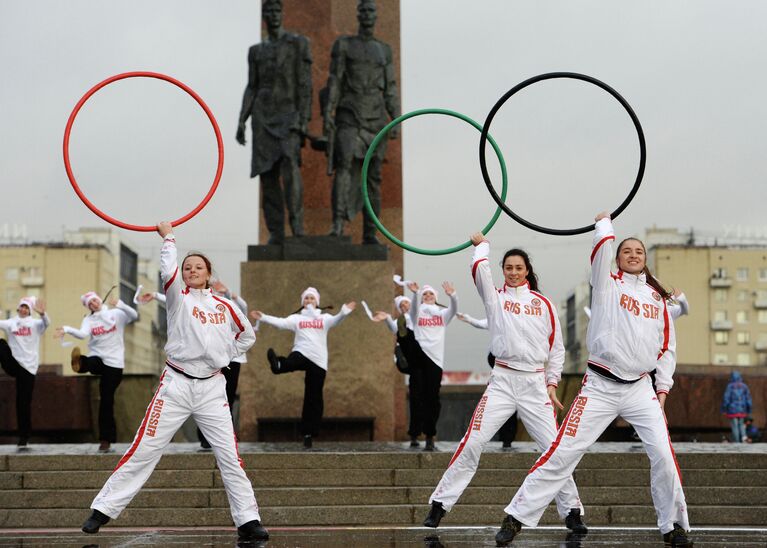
left=495, top=514, right=522, bottom=546
left=237, top=519, right=269, bottom=541
left=565, top=508, right=588, bottom=534
left=81, top=509, right=110, bottom=534
left=663, top=523, right=692, bottom=546
left=423, top=501, right=446, bottom=528
left=502, top=440, right=512, bottom=450
left=303, top=435, right=313, bottom=449
left=16, top=437, right=28, bottom=448
left=423, top=437, right=435, bottom=452
left=410, top=437, right=420, bottom=448
left=199, top=438, right=212, bottom=451
left=266, top=348, right=281, bottom=374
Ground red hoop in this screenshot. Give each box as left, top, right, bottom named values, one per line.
left=62, top=71, right=224, bottom=232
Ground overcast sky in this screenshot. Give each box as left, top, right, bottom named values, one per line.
left=2, top=1, right=766, bottom=371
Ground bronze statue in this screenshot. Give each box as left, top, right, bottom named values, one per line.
left=237, top=0, right=312, bottom=244
left=323, top=0, right=400, bottom=244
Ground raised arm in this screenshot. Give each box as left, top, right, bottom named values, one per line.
left=158, top=221, right=182, bottom=318
left=470, top=233, right=500, bottom=316
left=61, top=316, right=90, bottom=340
left=257, top=312, right=295, bottom=331
left=590, top=213, right=616, bottom=293
left=440, top=282, right=458, bottom=324
left=458, top=313, right=489, bottom=330
left=325, top=302, right=356, bottom=329
left=236, top=46, right=258, bottom=145
left=113, top=299, right=138, bottom=325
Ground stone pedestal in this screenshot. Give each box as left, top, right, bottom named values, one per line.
left=240, top=239, right=405, bottom=441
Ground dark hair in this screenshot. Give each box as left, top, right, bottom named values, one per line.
left=501, top=249, right=539, bottom=291
left=616, top=238, right=672, bottom=300
left=182, top=252, right=212, bottom=289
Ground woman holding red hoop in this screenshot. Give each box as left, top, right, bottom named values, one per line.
left=423, top=237, right=585, bottom=532
left=80, top=222, right=267, bottom=542
left=494, top=213, right=691, bottom=547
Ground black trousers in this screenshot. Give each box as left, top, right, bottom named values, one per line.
left=397, top=331, right=426, bottom=438
left=487, top=352, right=518, bottom=444
left=198, top=362, right=241, bottom=444
left=409, top=344, right=443, bottom=438
left=79, top=355, right=123, bottom=443
left=0, top=339, right=36, bottom=440
left=276, top=351, right=326, bottom=437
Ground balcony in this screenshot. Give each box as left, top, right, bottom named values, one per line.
left=709, top=277, right=732, bottom=288
left=756, top=340, right=767, bottom=352
left=20, top=275, right=44, bottom=287
left=754, top=299, right=767, bottom=309
left=710, top=319, right=733, bottom=331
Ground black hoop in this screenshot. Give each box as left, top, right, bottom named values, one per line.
left=478, top=72, right=646, bottom=236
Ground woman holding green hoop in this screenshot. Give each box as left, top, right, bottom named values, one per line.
left=405, top=281, right=458, bottom=451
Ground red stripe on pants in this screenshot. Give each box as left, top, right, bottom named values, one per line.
left=113, top=371, right=166, bottom=472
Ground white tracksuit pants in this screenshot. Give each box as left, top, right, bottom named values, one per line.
left=430, top=367, right=583, bottom=519
left=507, top=371, right=688, bottom=534
left=91, top=368, right=261, bottom=526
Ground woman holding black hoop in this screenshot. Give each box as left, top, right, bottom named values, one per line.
left=424, top=236, right=585, bottom=532
left=495, top=213, right=691, bottom=547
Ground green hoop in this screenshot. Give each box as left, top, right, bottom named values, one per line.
left=361, top=108, right=508, bottom=256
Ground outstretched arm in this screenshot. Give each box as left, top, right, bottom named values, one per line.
left=590, top=212, right=616, bottom=293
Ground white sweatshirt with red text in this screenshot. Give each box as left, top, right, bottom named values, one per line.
left=161, top=235, right=256, bottom=377
left=409, top=288, right=457, bottom=369
left=471, top=241, right=565, bottom=387
left=259, top=305, right=352, bottom=370
left=587, top=218, right=676, bottom=393
left=63, top=301, right=137, bottom=369
left=0, top=313, right=50, bottom=374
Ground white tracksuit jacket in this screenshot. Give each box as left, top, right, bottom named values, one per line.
left=0, top=314, right=50, bottom=374
left=259, top=305, right=352, bottom=370
left=409, top=289, right=458, bottom=369
left=153, top=290, right=250, bottom=365
left=63, top=302, right=138, bottom=369
left=161, top=235, right=255, bottom=378
left=471, top=241, right=565, bottom=387
left=587, top=218, right=676, bottom=393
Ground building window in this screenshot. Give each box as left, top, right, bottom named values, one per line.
left=759, top=310, right=767, bottom=324
left=713, top=353, right=729, bottom=365
left=736, top=268, right=749, bottom=282
left=714, top=331, right=729, bottom=345
left=736, top=310, right=749, bottom=324
left=737, top=331, right=751, bottom=345
left=736, top=353, right=751, bottom=366
left=757, top=290, right=767, bottom=300
left=714, top=310, right=728, bottom=322
left=713, top=267, right=728, bottom=279
left=738, top=290, right=750, bottom=302
left=760, top=268, right=767, bottom=282
left=119, top=244, right=138, bottom=309
left=5, top=268, right=18, bottom=281
left=714, top=289, right=728, bottom=302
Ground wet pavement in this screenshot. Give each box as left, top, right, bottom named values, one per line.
left=2, top=441, right=766, bottom=455
left=0, top=526, right=765, bottom=547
